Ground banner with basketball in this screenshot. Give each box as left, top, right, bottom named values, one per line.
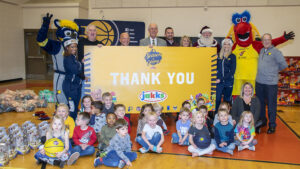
left=74, top=19, right=145, bottom=46
left=83, top=46, right=217, bottom=113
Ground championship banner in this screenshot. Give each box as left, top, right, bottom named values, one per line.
left=74, top=19, right=145, bottom=46
left=84, top=47, right=217, bottom=113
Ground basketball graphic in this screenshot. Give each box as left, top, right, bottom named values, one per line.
left=86, top=21, right=119, bottom=46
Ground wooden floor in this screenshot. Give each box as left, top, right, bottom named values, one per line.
left=1, top=80, right=300, bottom=169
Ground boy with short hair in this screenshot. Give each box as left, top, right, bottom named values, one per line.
left=171, top=107, right=191, bottom=145
left=213, top=109, right=235, bottom=155
left=102, top=92, right=114, bottom=114
left=72, top=112, right=97, bottom=157
left=94, top=119, right=137, bottom=168
left=90, top=101, right=106, bottom=138
left=114, top=104, right=131, bottom=133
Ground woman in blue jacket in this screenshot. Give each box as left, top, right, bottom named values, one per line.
left=216, top=39, right=236, bottom=111
left=62, top=39, right=83, bottom=120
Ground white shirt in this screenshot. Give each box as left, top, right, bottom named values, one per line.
left=150, top=37, right=157, bottom=46
left=143, top=123, right=163, bottom=140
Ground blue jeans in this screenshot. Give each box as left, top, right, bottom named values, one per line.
left=172, top=133, right=189, bottom=145
left=255, top=82, right=278, bottom=128
left=136, top=132, right=161, bottom=149
left=71, top=145, right=95, bottom=156
left=102, top=150, right=137, bottom=167
left=212, top=139, right=235, bottom=153
left=216, top=83, right=233, bottom=111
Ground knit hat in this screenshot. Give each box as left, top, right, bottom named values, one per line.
left=63, top=38, right=78, bottom=48
left=200, top=26, right=213, bottom=34
left=221, top=38, right=233, bottom=47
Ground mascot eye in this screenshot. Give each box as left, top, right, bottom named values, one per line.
left=242, top=16, right=247, bottom=22
left=236, top=18, right=241, bottom=23
left=64, top=30, right=72, bottom=36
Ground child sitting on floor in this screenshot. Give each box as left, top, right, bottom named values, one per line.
left=213, top=102, right=235, bottom=126
left=102, top=92, right=114, bottom=115
left=136, top=112, right=164, bottom=154
left=213, top=108, right=235, bottom=155
left=172, top=107, right=191, bottom=146
left=136, top=104, right=154, bottom=138
left=94, top=119, right=137, bottom=168
left=235, top=111, right=257, bottom=151
left=72, top=112, right=97, bottom=157
left=97, top=112, right=117, bottom=156
left=80, top=95, right=93, bottom=113
left=56, top=103, right=75, bottom=144
left=114, top=104, right=131, bottom=134
left=188, top=111, right=216, bottom=157
left=90, top=101, right=106, bottom=138
left=153, top=103, right=169, bottom=135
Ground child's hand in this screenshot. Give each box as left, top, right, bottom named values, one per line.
left=126, top=161, right=132, bottom=167
left=80, top=144, right=88, bottom=150
left=40, top=148, right=45, bottom=155
left=179, top=138, right=183, bottom=145
left=219, top=143, right=224, bottom=147
left=56, top=151, right=63, bottom=158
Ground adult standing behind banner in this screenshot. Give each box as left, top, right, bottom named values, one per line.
left=164, top=27, right=179, bottom=46
left=255, top=33, right=288, bottom=134
left=78, top=24, right=103, bottom=62
left=193, top=26, right=220, bottom=53
left=139, top=23, right=167, bottom=46
left=119, top=32, right=130, bottom=46
left=215, top=39, right=236, bottom=111
left=63, top=39, right=82, bottom=120
left=180, top=36, right=192, bottom=47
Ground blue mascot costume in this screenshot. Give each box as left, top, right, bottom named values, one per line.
left=37, top=13, right=81, bottom=120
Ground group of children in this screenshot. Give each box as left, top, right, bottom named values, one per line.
left=34, top=92, right=257, bottom=168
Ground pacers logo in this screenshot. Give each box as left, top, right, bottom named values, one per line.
left=83, top=20, right=119, bottom=46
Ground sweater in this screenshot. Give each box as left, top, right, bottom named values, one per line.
left=231, top=96, right=260, bottom=124
left=99, top=125, right=117, bottom=146
left=106, top=133, right=132, bottom=163
left=72, top=126, right=97, bottom=146
left=214, top=122, right=235, bottom=146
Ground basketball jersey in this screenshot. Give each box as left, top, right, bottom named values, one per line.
left=232, top=44, right=258, bottom=80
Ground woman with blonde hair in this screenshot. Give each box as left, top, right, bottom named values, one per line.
left=180, top=36, right=192, bottom=47
left=215, top=38, right=236, bottom=111
left=232, top=82, right=262, bottom=133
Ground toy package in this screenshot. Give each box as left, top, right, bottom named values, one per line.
left=277, top=90, right=289, bottom=105
left=0, top=89, right=48, bottom=113
left=0, top=143, right=9, bottom=166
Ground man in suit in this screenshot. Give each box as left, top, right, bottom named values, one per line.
left=139, top=23, right=167, bottom=46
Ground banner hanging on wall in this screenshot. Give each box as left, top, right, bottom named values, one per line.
left=74, top=19, right=145, bottom=46
left=83, top=46, right=217, bottom=113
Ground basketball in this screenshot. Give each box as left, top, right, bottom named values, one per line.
left=44, top=138, right=64, bottom=158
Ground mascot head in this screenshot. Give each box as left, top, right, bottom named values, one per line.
left=232, top=10, right=253, bottom=47
left=54, top=19, right=79, bottom=46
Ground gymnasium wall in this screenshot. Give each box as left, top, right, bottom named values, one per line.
left=0, top=1, right=25, bottom=81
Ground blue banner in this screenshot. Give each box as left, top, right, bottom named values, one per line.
left=74, top=19, right=145, bottom=46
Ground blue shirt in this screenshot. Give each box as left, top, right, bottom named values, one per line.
left=176, top=119, right=191, bottom=136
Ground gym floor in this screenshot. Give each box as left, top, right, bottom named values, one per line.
left=0, top=80, right=299, bottom=169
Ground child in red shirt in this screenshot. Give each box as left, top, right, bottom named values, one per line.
left=114, top=104, right=131, bottom=134
left=72, top=112, right=97, bottom=157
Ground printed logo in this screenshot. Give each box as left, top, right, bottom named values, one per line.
left=136, top=106, right=141, bottom=111
left=139, top=90, right=167, bottom=103
left=173, top=106, right=178, bottom=111
left=53, top=141, right=59, bottom=145
left=167, top=106, right=170, bottom=111
left=128, top=106, right=133, bottom=112
left=144, top=49, right=162, bottom=68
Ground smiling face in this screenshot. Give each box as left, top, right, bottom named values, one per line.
left=82, top=97, right=92, bottom=109
left=56, top=106, right=68, bottom=119
left=66, top=43, right=77, bottom=55
left=194, top=113, right=205, bottom=125
left=223, top=41, right=231, bottom=52
left=262, top=34, right=272, bottom=49
left=115, top=106, right=126, bottom=119
left=120, top=32, right=130, bottom=46
left=147, top=114, right=158, bottom=128
left=243, top=113, right=252, bottom=124
left=180, top=111, right=190, bottom=122
left=183, top=103, right=191, bottom=110
left=234, top=22, right=253, bottom=47
left=143, top=106, right=152, bottom=116
left=243, top=84, right=253, bottom=97
left=218, top=111, right=229, bottom=123
left=202, top=31, right=212, bottom=39
left=165, top=28, right=174, bottom=40
left=103, top=96, right=113, bottom=108
left=148, top=24, right=158, bottom=39
left=182, top=37, right=191, bottom=47
left=107, top=113, right=117, bottom=127
left=52, top=118, right=63, bottom=131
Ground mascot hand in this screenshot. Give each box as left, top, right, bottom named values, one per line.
left=284, top=31, right=295, bottom=40
left=42, top=13, right=53, bottom=25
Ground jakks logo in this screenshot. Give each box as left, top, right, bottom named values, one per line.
left=139, top=90, right=167, bottom=103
